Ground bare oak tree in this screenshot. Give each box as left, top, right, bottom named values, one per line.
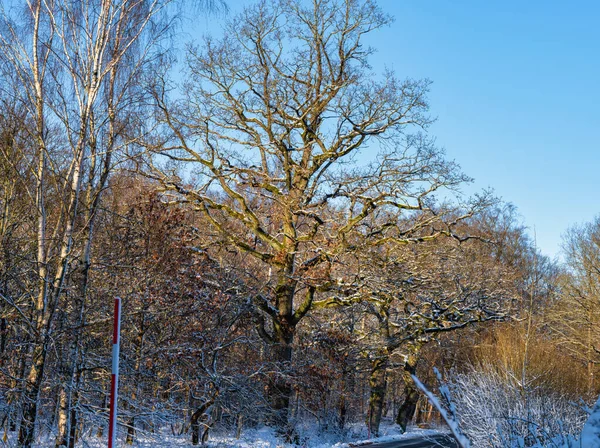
left=146, top=0, right=490, bottom=428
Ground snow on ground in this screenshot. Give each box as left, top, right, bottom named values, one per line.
left=1, top=423, right=446, bottom=447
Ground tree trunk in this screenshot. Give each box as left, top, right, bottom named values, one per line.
left=268, top=323, right=294, bottom=429
left=126, top=313, right=147, bottom=445
left=395, top=345, right=421, bottom=432
left=588, top=306, right=595, bottom=396
left=339, top=392, right=347, bottom=431
left=190, top=397, right=215, bottom=446
left=67, top=369, right=82, bottom=448
left=396, top=376, right=419, bottom=432
left=18, top=5, right=48, bottom=444
left=126, top=414, right=135, bottom=445
left=18, top=335, right=49, bottom=447
left=55, top=387, right=68, bottom=447
left=338, top=356, right=352, bottom=430
left=366, top=351, right=388, bottom=437
left=68, top=404, right=77, bottom=448
left=235, top=414, right=243, bottom=439
left=191, top=413, right=200, bottom=445
left=264, top=273, right=297, bottom=432
left=0, top=318, right=6, bottom=355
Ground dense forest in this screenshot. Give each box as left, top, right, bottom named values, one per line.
left=0, top=0, right=599, bottom=447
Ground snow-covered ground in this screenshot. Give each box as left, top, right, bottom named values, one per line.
left=1, top=423, right=445, bottom=447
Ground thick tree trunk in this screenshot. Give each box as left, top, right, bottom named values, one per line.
left=395, top=345, right=421, bottom=432
left=366, top=352, right=388, bottom=437
left=396, top=379, right=419, bottom=432
left=190, top=411, right=201, bottom=445
left=268, top=322, right=294, bottom=428
left=190, top=397, right=215, bottom=446
left=265, top=271, right=298, bottom=432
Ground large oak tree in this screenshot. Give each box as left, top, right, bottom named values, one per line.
left=146, top=0, right=490, bottom=428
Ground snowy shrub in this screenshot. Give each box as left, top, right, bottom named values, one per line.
left=448, top=366, right=587, bottom=447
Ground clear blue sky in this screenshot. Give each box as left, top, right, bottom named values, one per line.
left=188, top=0, right=600, bottom=259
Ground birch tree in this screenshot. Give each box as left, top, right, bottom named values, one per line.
left=0, top=1, right=179, bottom=445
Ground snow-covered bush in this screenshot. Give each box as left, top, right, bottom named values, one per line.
left=448, top=366, right=587, bottom=447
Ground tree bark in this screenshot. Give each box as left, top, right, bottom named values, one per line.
left=190, top=397, right=215, bottom=446
left=235, top=414, right=243, bottom=439
left=18, top=3, right=49, bottom=444
left=366, top=351, right=388, bottom=437
left=67, top=369, right=81, bottom=448
left=55, top=388, right=68, bottom=447
left=268, top=317, right=294, bottom=429
left=396, top=345, right=421, bottom=432
left=18, top=335, right=50, bottom=447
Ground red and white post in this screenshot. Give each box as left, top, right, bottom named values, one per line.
left=108, top=297, right=122, bottom=448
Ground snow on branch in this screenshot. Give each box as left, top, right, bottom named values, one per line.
left=411, top=368, right=471, bottom=448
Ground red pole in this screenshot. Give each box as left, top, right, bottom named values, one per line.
left=108, top=297, right=122, bottom=448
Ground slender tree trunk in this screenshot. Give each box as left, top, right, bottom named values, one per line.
left=338, top=354, right=352, bottom=430
left=55, top=242, right=92, bottom=448
left=338, top=386, right=347, bottom=430
left=54, top=342, right=70, bottom=447
left=18, top=4, right=49, bottom=443
left=588, top=306, right=595, bottom=396
left=68, top=400, right=77, bottom=448
left=235, top=414, right=243, bottom=439
left=126, top=415, right=135, bottom=444
left=0, top=318, right=6, bottom=355
left=55, top=388, right=68, bottom=447
left=67, top=368, right=81, bottom=448
left=11, top=352, right=27, bottom=433
left=96, top=391, right=108, bottom=438
left=55, top=371, right=80, bottom=448
left=127, top=319, right=146, bottom=445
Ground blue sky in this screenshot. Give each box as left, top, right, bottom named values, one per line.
left=187, top=0, right=600, bottom=259
left=366, top=1, right=600, bottom=260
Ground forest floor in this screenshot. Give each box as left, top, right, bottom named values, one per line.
left=5, top=422, right=445, bottom=447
